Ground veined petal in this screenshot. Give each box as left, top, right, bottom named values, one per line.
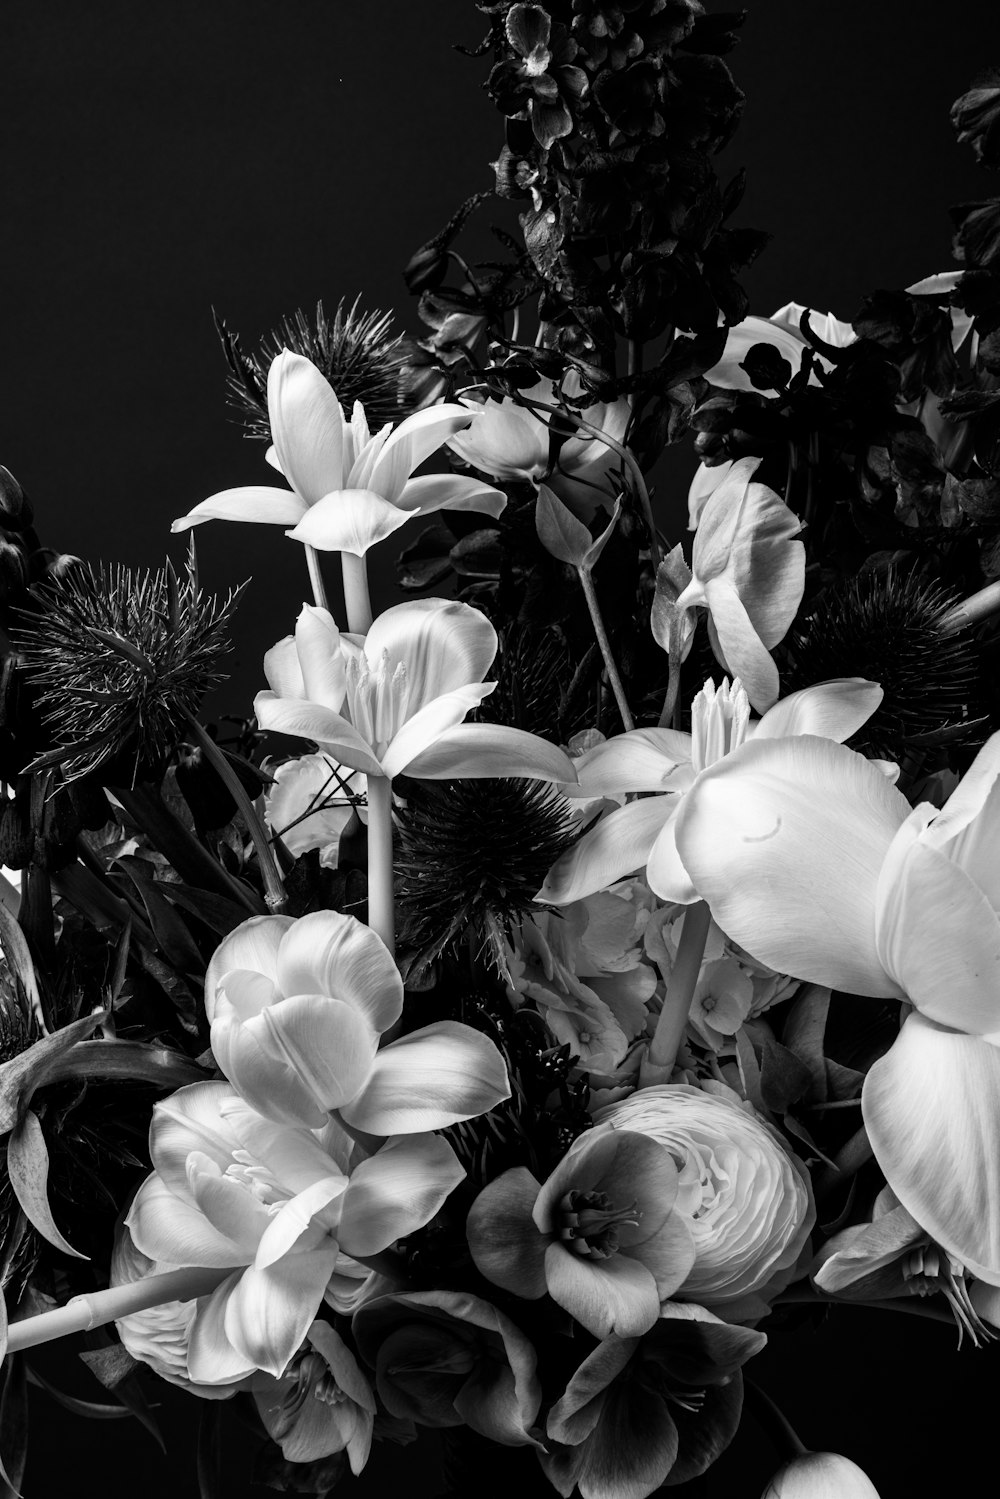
left=148, top=1081, right=246, bottom=1199
left=186, top=1273, right=258, bottom=1386
left=126, top=1172, right=248, bottom=1268
left=254, top=1176, right=346, bottom=1268
left=363, top=599, right=497, bottom=710
left=920, top=730, right=1000, bottom=907
left=204, top=916, right=293, bottom=1023
left=187, top=1152, right=273, bottom=1254
left=704, top=579, right=780, bottom=713
left=466, top=1167, right=548, bottom=1298
left=225, top=1247, right=340, bottom=1377
left=544, top=1241, right=660, bottom=1339
left=220, top=1097, right=348, bottom=1199
left=675, top=735, right=909, bottom=995
left=690, top=457, right=763, bottom=576
left=211, top=1011, right=328, bottom=1128
left=275, top=910, right=402, bottom=1034
left=448, top=399, right=549, bottom=481
left=752, top=679, right=883, bottom=744
left=250, top=994, right=379, bottom=1113
left=575, top=729, right=693, bottom=795
left=341, top=1020, right=510, bottom=1135
left=268, top=351, right=347, bottom=507
left=370, top=406, right=475, bottom=504
left=863, top=1014, right=1000, bottom=1285
left=379, top=686, right=495, bottom=779
left=286, top=490, right=415, bottom=557
left=293, top=607, right=346, bottom=710
left=170, top=487, right=308, bottom=532
left=392, top=473, right=508, bottom=518
left=252, top=693, right=385, bottom=776
left=338, top=1134, right=466, bottom=1257
left=402, top=722, right=578, bottom=783
left=537, top=797, right=675, bottom=906
left=263, top=635, right=305, bottom=700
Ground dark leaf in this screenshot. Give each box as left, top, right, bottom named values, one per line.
left=7, top=1109, right=89, bottom=1259
left=0, top=1011, right=106, bottom=1134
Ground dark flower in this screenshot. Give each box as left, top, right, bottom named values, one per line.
left=952, top=197, right=1000, bottom=270
left=951, top=67, right=1000, bottom=170
left=489, top=5, right=589, bottom=150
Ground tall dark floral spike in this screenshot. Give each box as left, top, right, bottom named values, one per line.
left=15, top=553, right=242, bottom=783
left=216, top=297, right=408, bottom=439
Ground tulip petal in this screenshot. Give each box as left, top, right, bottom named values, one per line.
left=380, top=685, right=496, bottom=779
left=204, top=916, right=293, bottom=1023
left=220, top=1096, right=348, bottom=1198
left=403, top=722, right=578, bottom=783
left=449, top=399, right=549, bottom=481
left=863, top=1013, right=1000, bottom=1284
left=263, top=635, right=305, bottom=700
left=170, top=487, right=308, bottom=532
left=341, top=1020, right=510, bottom=1135
left=544, top=1241, right=660, bottom=1339
left=148, top=1081, right=246, bottom=1200
left=268, top=352, right=346, bottom=508
left=704, top=578, right=780, bottom=713
left=537, top=797, right=675, bottom=906
left=225, top=1246, right=340, bottom=1377
left=920, top=730, right=1000, bottom=909
left=363, top=599, right=497, bottom=710
left=251, top=994, right=379, bottom=1112
left=126, top=1173, right=248, bottom=1268
left=752, top=679, right=883, bottom=744
left=645, top=812, right=699, bottom=904
left=211, top=1010, right=328, bottom=1128
left=466, top=1167, right=549, bottom=1299
left=338, top=1134, right=465, bottom=1257
left=370, top=406, right=475, bottom=503
left=293, top=607, right=346, bottom=710
left=186, top=1273, right=257, bottom=1385
left=574, top=729, right=693, bottom=795
left=392, top=473, right=508, bottom=518
left=286, top=489, right=415, bottom=556
left=252, top=693, right=386, bottom=776
left=187, top=1153, right=273, bottom=1254
left=254, top=1176, right=347, bottom=1268
left=675, top=735, right=909, bottom=996
left=275, top=910, right=403, bottom=1034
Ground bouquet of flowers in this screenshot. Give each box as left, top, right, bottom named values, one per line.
left=2, top=5, right=999, bottom=1495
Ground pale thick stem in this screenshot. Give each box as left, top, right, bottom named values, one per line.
left=365, top=774, right=395, bottom=956
left=644, top=900, right=711, bottom=1079
left=304, top=545, right=330, bottom=613
left=578, top=568, right=635, bottom=732
left=937, top=580, right=1000, bottom=636
left=341, top=553, right=374, bottom=635
left=657, top=654, right=682, bottom=730
left=181, top=712, right=287, bottom=914
left=5, top=1267, right=232, bottom=1354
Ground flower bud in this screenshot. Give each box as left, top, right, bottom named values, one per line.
left=762, top=1451, right=880, bottom=1497
left=0, top=466, right=33, bottom=530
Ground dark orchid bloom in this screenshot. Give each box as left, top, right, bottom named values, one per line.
left=489, top=5, right=589, bottom=150
left=466, top=1125, right=695, bottom=1339
left=540, top=1304, right=766, bottom=1499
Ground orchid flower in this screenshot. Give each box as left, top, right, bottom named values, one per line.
left=538, top=676, right=882, bottom=907
left=670, top=728, right=1000, bottom=1283
left=205, top=909, right=510, bottom=1135
left=172, top=350, right=506, bottom=556
left=125, top=1081, right=465, bottom=1380
left=673, top=456, right=805, bottom=711
left=253, top=597, right=577, bottom=786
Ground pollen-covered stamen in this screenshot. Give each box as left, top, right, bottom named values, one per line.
left=902, top=1245, right=996, bottom=1349
left=558, top=1188, right=641, bottom=1258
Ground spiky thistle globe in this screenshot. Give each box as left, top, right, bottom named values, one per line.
left=394, top=776, right=579, bottom=973
left=15, top=554, right=242, bottom=782
left=217, top=296, right=409, bottom=439
left=785, top=567, right=987, bottom=760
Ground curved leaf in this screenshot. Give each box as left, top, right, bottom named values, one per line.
left=7, top=1110, right=89, bottom=1260
left=0, top=1011, right=107, bottom=1135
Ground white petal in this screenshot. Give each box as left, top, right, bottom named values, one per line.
left=370, top=406, right=475, bottom=503
left=752, top=679, right=883, bottom=744
left=688, top=460, right=733, bottom=530
left=920, top=730, right=1000, bottom=908
left=341, top=1021, right=510, bottom=1135
left=863, top=1014, right=1000, bottom=1285
left=402, top=722, right=578, bottom=783
left=186, top=1273, right=258, bottom=1385
left=148, top=1081, right=246, bottom=1199
left=287, top=489, right=415, bottom=556
left=263, top=635, right=306, bottom=700
left=448, top=400, right=549, bottom=481
left=379, top=686, right=495, bottom=779
left=254, top=1176, right=346, bottom=1268
left=675, top=735, right=909, bottom=995
left=211, top=1011, right=328, bottom=1128
left=268, top=351, right=347, bottom=507
left=363, top=599, right=497, bottom=711
left=225, top=1248, right=340, bottom=1377
left=204, top=917, right=293, bottom=1024
left=575, top=729, right=692, bottom=795
left=249, top=994, right=380, bottom=1112
left=126, top=1172, right=248, bottom=1268
left=645, top=813, right=699, bottom=904
left=293, top=607, right=346, bottom=710
left=253, top=693, right=386, bottom=776
left=220, top=1098, right=347, bottom=1199
left=701, top=318, right=812, bottom=392
left=170, top=487, right=308, bottom=532
left=704, top=579, right=781, bottom=713
left=537, top=796, right=675, bottom=905
left=276, top=910, right=402, bottom=1034
left=392, top=473, right=508, bottom=518
left=187, top=1152, right=272, bottom=1253
left=337, top=1134, right=465, bottom=1257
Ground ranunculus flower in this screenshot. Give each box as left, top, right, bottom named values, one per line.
left=671, top=728, right=1000, bottom=1283
left=264, top=752, right=366, bottom=867
left=538, top=675, right=882, bottom=906
left=124, top=1081, right=464, bottom=1381
left=541, top=1304, right=767, bottom=1499
left=253, top=598, right=577, bottom=785
left=205, top=908, right=510, bottom=1134
left=253, top=1320, right=375, bottom=1472
left=466, top=1125, right=696, bottom=1339
left=172, top=350, right=506, bottom=555
left=596, top=1084, right=815, bottom=1320
left=352, top=1289, right=542, bottom=1447
left=674, top=457, right=805, bottom=711
left=762, top=1451, right=881, bottom=1498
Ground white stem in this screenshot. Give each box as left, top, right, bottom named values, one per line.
left=304, top=546, right=330, bottom=613
left=5, top=1267, right=232, bottom=1354
left=341, top=553, right=373, bottom=635
left=365, top=774, right=395, bottom=956
left=937, top=580, right=1000, bottom=635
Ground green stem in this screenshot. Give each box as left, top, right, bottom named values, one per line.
left=577, top=568, right=635, bottom=732
left=341, top=552, right=373, bottom=635
left=304, top=545, right=330, bottom=613
left=365, top=773, right=395, bottom=955
left=180, top=712, right=287, bottom=914
left=5, top=1267, right=233, bottom=1354
left=643, top=900, right=711, bottom=1081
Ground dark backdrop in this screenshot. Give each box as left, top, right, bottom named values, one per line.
left=5, top=3, right=1000, bottom=1495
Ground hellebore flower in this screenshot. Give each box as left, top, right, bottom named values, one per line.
left=674, top=457, right=805, bottom=711
left=541, top=1303, right=767, bottom=1499
left=466, top=1124, right=696, bottom=1339
left=172, top=350, right=506, bottom=555
left=253, top=597, right=577, bottom=785
left=204, top=908, right=511, bottom=1134
left=671, top=728, right=1000, bottom=1282
left=264, top=752, right=366, bottom=868
left=538, top=675, right=881, bottom=906
left=596, top=1084, right=815, bottom=1321
left=352, top=1289, right=542, bottom=1446
left=124, top=1081, right=464, bottom=1380
left=762, top=1451, right=881, bottom=1498
left=253, top=1320, right=375, bottom=1472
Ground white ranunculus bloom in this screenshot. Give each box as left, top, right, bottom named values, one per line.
left=595, top=1083, right=815, bottom=1320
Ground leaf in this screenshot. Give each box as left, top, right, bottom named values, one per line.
left=79, top=1344, right=140, bottom=1390
left=24, top=1365, right=133, bottom=1420
left=154, top=883, right=250, bottom=938
left=108, top=918, right=132, bottom=1004
left=780, top=984, right=832, bottom=1102
left=117, top=857, right=205, bottom=975
left=0, top=1011, right=106, bottom=1134
left=49, top=1039, right=207, bottom=1091
left=7, top=1110, right=89, bottom=1259
left=197, top=1403, right=225, bottom=1499
left=0, top=1353, right=26, bottom=1499
left=535, top=483, right=593, bottom=567
left=825, top=1057, right=866, bottom=1101
left=0, top=904, right=40, bottom=1029
left=782, top=1112, right=839, bottom=1170
left=734, top=1028, right=766, bottom=1114
left=759, top=1038, right=813, bottom=1114
left=650, top=546, right=696, bottom=664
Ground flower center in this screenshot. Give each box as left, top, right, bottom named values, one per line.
left=557, top=1188, right=641, bottom=1258
left=903, top=1245, right=996, bottom=1349
left=690, top=677, right=750, bottom=775
left=346, top=650, right=410, bottom=757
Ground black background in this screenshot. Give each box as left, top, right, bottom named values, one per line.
left=5, top=2, right=1000, bottom=1494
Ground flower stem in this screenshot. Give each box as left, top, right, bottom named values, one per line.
left=304, top=545, right=330, bottom=613
left=744, top=1379, right=808, bottom=1459
left=642, top=899, right=711, bottom=1082
left=577, top=568, right=635, bottom=732
left=657, top=654, right=682, bottom=729
left=180, top=711, right=287, bottom=914
left=775, top=1285, right=958, bottom=1328
left=5, top=1267, right=233, bottom=1354
left=365, top=773, right=395, bottom=956
left=937, top=579, right=1000, bottom=635
left=341, top=553, right=374, bottom=635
